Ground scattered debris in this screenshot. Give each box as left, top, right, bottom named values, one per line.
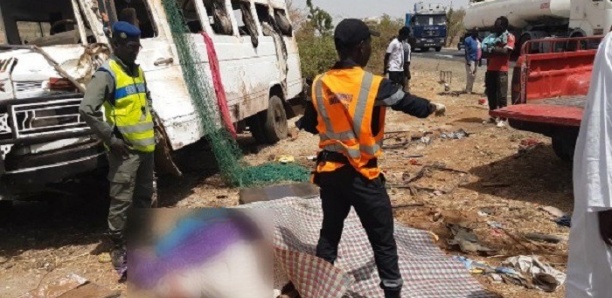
left=453, top=256, right=493, bottom=274
left=487, top=221, right=503, bottom=229
left=18, top=273, right=120, bottom=298
left=420, top=136, right=432, bottom=145
left=277, top=155, right=295, bottom=164
left=539, top=206, right=565, bottom=218
left=539, top=206, right=571, bottom=227
left=306, top=155, right=317, bottom=161
left=478, top=98, right=488, bottom=105
left=524, top=233, right=564, bottom=244
left=447, top=223, right=497, bottom=255
left=98, top=253, right=111, bottom=264
left=518, top=138, right=544, bottom=154
left=502, top=255, right=567, bottom=293
left=489, top=273, right=503, bottom=283
left=440, top=129, right=470, bottom=140
left=555, top=215, right=571, bottom=227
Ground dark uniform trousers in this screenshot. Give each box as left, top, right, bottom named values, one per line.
left=107, top=150, right=154, bottom=246
left=485, top=71, right=509, bottom=111
left=315, top=164, right=403, bottom=293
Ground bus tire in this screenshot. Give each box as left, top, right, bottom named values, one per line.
left=247, top=112, right=267, bottom=144
left=263, top=95, right=288, bottom=144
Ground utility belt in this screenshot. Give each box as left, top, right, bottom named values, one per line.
left=311, top=150, right=381, bottom=187
left=315, top=150, right=378, bottom=168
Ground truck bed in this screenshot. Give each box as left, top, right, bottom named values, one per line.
left=490, top=96, right=585, bottom=127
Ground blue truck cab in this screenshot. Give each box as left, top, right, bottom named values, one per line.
left=406, top=2, right=448, bottom=52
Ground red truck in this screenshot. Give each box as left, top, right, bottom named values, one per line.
left=490, top=36, right=602, bottom=161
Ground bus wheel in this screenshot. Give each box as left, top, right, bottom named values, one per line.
left=263, top=95, right=288, bottom=144
left=246, top=112, right=267, bottom=144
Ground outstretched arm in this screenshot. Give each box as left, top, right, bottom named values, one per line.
left=375, top=79, right=445, bottom=118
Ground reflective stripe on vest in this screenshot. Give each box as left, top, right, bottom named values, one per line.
left=100, top=59, right=155, bottom=153
left=311, top=67, right=386, bottom=179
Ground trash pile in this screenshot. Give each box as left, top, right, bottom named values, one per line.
left=454, top=255, right=566, bottom=293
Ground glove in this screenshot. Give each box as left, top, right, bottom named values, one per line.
left=429, top=102, right=446, bottom=117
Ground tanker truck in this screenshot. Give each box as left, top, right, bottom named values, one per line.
left=464, top=0, right=612, bottom=57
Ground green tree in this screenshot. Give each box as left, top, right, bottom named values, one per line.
left=445, top=8, right=466, bottom=46
left=306, top=0, right=333, bottom=36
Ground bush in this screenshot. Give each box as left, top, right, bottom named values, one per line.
left=297, top=35, right=337, bottom=80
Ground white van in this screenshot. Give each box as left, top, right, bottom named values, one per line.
left=0, top=0, right=303, bottom=200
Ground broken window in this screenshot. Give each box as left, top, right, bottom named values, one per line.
left=203, top=0, right=232, bottom=35
left=231, top=0, right=258, bottom=47
left=16, top=21, right=52, bottom=43
left=0, top=0, right=94, bottom=46
left=174, top=0, right=202, bottom=33
left=111, top=0, right=158, bottom=38
left=255, top=4, right=272, bottom=36
left=274, top=9, right=293, bottom=37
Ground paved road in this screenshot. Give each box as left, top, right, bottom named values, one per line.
left=411, top=48, right=465, bottom=62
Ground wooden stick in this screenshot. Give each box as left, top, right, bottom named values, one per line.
left=392, top=203, right=425, bottom=209
left=482, top=182, right=511, bottom=188
left=30, top=46, right=86, bottom=93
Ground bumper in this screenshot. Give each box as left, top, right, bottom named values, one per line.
left=2, top=139, right=107, bottom=191
left=415, top=39, right=444, bottom=48
left=489, top=103, right=583, bottom=127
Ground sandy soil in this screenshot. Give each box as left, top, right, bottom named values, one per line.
left=0, top=56, right=573, bottom=298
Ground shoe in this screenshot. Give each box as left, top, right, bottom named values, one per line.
left=496, top=120, right=506, bottom=128
left=384, top=289, right=401, bottom=298
left=110, top=246, right=127, bottom=281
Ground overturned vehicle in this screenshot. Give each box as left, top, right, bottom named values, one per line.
left=0, top=0, right=303, bottom=200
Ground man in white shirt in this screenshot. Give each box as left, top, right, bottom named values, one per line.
left=384, top=27, right=411, bottom=89
left=403, top=35, right=412, bottom=91
left=565, top=31, right=612, bottom=298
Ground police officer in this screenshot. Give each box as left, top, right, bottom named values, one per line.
left=296, top=19, right=446, bottom=298
left=79, top=21, right=156, bottom=278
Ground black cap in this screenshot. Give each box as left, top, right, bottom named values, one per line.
left=334, top=19, right=380, bottom=48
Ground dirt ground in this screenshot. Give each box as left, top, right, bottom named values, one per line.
left=0, top=56, right=573, bottom=298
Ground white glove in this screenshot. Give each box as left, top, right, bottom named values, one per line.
left=430, top=102, right=446, bottom=116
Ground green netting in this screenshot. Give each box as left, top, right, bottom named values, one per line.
left=161, top=0, right=309, bottom=187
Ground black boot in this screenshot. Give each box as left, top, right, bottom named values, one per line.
left=384, top=289, right=401, bottom=298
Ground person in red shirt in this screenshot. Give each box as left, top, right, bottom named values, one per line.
left=484, top=16, right=515, bottom=127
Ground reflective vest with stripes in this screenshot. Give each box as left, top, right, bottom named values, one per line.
left=99, top=59, right=155, bottom=153
left=311, top=67, right=386, bottom=180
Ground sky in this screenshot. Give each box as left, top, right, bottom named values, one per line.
left=291, top=0, right=470, bottom=21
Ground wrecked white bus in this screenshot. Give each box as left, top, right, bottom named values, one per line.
left=0, top=0, right=303, bottom=200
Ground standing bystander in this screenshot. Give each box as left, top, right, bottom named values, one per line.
left=464, top=29, right=480, bottom=94
left=384, top=27, right=411, bottom=89
left=482, top=16, right=515, bottom=127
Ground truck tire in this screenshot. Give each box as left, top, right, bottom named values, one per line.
left=422, top=47, right=430, bottom=52
left=246, top=112, right=267, bottom=144
left=435, top=46, right=442, bottom=52
left=552, top=131, right=577, bottom=162
left=263, top=95, right=288, bottom=144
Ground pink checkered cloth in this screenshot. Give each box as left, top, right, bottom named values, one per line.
left=243, top=197, right=497, bottom=298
